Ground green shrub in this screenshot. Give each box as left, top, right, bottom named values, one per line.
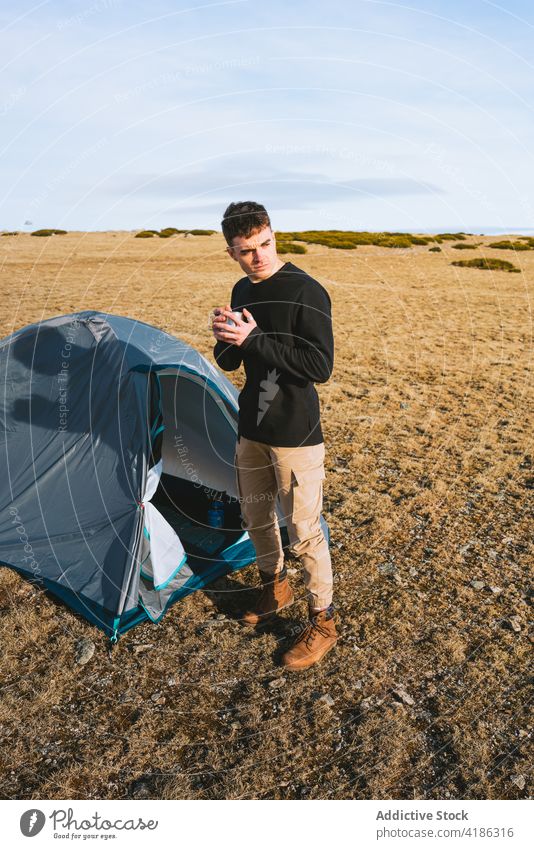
left=159, top=227, right=184, bottom=237
left=437, top=232, right=466, bottom=241
left=188, top=229, right=216, bottom=236
left=429, top=246, right=441, bottom=252
left=31, top=229, right=67, bottom=237
left=452, top=258, right=520, bottom=273
left=1, top=231, right=18, bottom=236
left=320, top=239, right=358, bottom=249
left=275, top=230, right=443, bottom=250
left=451, top=242, right=477, bottom=249
left=277, top=242, right=307, bottom=254
left=286, top=232, right=360, bottom=249
left=488, top=240, right=532, bottom=251
left=376, top=236, right=413, bottom=248
left=135, top=230, right=158, bottom=238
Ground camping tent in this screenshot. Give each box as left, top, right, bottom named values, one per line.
left=0, top=311, right=329, bottom=640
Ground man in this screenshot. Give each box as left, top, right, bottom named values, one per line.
left=212, top=201, right=336, bottom=671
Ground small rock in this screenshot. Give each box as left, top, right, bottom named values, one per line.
left=75, top=638, right=95, bottom=665
left=489, top=586, right=503, bottom=595
left=318, top=693, right=335, bottom=707
left=215, top=613, right=226, bottom=620
left=470, top=579, right=485, bottom=590
left=230, top=722, right=241, bottom=730
left=393, top=686, right=415, bottom=706
left=509, top=616, right=522, bottom=632
left=510, top=774, right=526, bottom=790
left=409, top=567, right=418, bottom=577
left=133, top=643, right=154, bottom=655
left=130, top=779, right=152, bottom=799
left=150, top=691, right=163, bottom=702
left=400, top=402, right=409, bottom=409
left=268, top=677, right=286, bottom=690
left=287, top=567, right=297, bottom=575
left=166, top=676, right=177, bottom=687
left=378, top=562, right=398, bottom=577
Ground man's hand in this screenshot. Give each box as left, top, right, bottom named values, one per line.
left=212, top=305, right=257, bottom=347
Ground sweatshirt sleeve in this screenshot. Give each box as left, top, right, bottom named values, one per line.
left=212, top=285, right=244, bottom=372
left=240, top=282, right=334, bottom=383
left=213, top=339, right=243, bottom=372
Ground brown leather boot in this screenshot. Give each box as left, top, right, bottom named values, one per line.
left=240, top=566, right=294, bottom=625
left=281, top=604, right=337, bottom=671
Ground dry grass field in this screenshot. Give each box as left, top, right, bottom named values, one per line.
left=0, top=230, right=532, bottom=800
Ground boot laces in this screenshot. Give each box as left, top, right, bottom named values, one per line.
left=294, top=616, right=331, bottom=648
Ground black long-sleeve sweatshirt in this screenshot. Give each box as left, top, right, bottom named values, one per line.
left=213, top=261, right=334, bottom=447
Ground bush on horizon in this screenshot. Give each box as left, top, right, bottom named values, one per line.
left=489, top=240, right=532, bottom=251
left=159, top=227, right=187, bottom=237
left=31, top=229, right=67, bottom=237
left=452, top=258, right=520, bottom=273
left=274, top=230, right=436, bottom=250
left=277, top=242, right=307, bottom=254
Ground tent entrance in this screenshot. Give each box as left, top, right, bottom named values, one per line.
left=152, top=473, right=244, bottom=561
left=133, top=368, right=255, bottom=628
left=152, top=369, right=245, bottom=563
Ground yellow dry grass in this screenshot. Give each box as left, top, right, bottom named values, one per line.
left=0, top=231, right=532, bottom=800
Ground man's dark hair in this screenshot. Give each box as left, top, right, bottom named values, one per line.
left=221, top=201, right=271, bottom=245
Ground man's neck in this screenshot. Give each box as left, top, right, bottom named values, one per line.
left=248, top=258, right=286, bottom=284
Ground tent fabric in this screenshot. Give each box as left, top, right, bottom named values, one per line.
left=0, top=310, right=330, bottom=638
left=140, top=459, right=187, bottom=591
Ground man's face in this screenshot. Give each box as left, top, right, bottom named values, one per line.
left=226, top=226, right=279, bottom=281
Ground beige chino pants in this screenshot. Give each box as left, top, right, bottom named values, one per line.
left=234, top=435, right=333, bottom=609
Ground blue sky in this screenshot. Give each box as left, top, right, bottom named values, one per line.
left=1, top=0, right=533, bottom=232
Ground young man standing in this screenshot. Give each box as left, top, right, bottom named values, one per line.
left=212, top=201, right=336, bottom=670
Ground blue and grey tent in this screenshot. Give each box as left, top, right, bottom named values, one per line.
left=0, top=311, right=329, bottom=640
